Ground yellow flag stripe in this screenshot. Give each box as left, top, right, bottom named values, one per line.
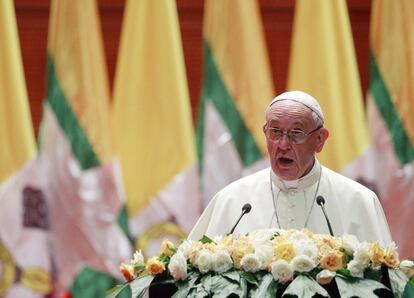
left=203, top=0, right=274, bottom=155
left=288, top=0, right=369, bottom=171
left=112, top=0, right=196, bottom=216
left=0, top=0, right=36, bottom=182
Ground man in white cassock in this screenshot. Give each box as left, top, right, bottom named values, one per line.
left=189, top=90, right=392, bottom=246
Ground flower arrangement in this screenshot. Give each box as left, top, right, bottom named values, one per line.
left=106, top=229, right=414, bottom=298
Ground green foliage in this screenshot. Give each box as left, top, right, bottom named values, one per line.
left=283, top=275, right=329, bottom=298
left=199, top=235, right=214, bottom=244
left=105, top=283, right=130, bottom=298
left=335, top=275, right=388, bottom=298
left=130, top=275, right=155, bottom=298
left=389, top=268, right=410, bottom=298
left=403, top=276, right=414, bottom=298
left=250, top=273, right=278, bottom=298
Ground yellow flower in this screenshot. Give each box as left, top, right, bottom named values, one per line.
left=146, top=257, right=166, bottom=275
left=202, top=242, right=219, bottom=253
left=159, top=240, right=176, bottom=257
left=319, top=250, right=345, bottom=271
left=370, top=242, right=385, bottom=267
left=217, top=235, right=233, bottom=250
left=274, top=240, right=296, bottom=262
left=231, top=236, right=254, bottom=268
left=315, top=234, right=342, bottom=251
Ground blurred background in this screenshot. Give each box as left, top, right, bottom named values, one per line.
left=1, top=0, right=413, bottom=297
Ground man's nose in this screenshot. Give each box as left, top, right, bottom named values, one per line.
left=278, top=133, right=291, bottom=149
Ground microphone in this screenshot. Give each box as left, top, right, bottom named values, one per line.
left=316, top=196, right=334, bottom=236
left=229, top=203, right=252, bottom=234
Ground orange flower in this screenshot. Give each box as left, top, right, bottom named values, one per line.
left=146, top=257, right=166, bottom=275
left=120, top=263, right=134, bottom=281
left=319, top=250, right=344, bottom=271
left=383, top=245, right=399, bottom=268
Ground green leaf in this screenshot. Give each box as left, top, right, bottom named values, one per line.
left=250, top=273, right=278, bottom=298
left=130, top=275, right=155, bottom=298
left=200, top=273, right=213, bottom=290
left=337, top=268, right=352, bottom=278
left=364, top=267, right=382, bottom=281
left=389, top=269, right=409, bottom=298
left=104, top=283, right=130, bottom=298
left=199, top=235, right=214, bottom=244
left=403, top=277, right=414, bottom=298
left=335, top=275, right=388, bottom=298
left=240, top=271, right=260, bottom=286
left=222, top=270, right=241, bottom=283
left=283, top=275, right=329, bottom=298
left=188, top=283, right=209, bottom=298
left=173, top=272, right=201, bottom=298
left=209, top=275, right=242, bottom=298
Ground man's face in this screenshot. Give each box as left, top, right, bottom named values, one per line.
left=263, top=100, right=329, bottom=180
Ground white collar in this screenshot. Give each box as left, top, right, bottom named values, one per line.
left=270, top=159, right=322, bottom=191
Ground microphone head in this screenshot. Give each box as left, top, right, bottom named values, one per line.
left=242, top=203, right=252, bottom=213
left=316, top=196, right=325, bottom=206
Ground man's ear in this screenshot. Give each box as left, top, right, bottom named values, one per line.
left=315, top=128, right=329, bottom=153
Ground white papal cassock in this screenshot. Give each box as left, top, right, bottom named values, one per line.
left=189, top=160, right=392, bottom=246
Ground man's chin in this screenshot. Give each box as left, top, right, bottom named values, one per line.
left=273, top=167, right=300, bottom=181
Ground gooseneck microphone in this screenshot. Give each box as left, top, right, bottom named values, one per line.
left=229, top=203, right=252, bottom=234
left=316, top=196, right=334, bottom=236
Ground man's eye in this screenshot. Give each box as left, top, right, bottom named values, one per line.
left=270, top=128, right=282, bottom=134
left=290, top=130, right=304, bottom=136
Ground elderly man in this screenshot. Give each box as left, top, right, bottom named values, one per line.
left=189, top=90, right=392, bottom=246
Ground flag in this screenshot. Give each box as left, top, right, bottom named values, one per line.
left=287, top=0, right=370, bottom=175
left=0, top=0, right=51, bottom=296
left=0, top=0, right=36, bottom=183
left=40, top=0, right=131, bottom=296
left=111, top=0, right=200, bottom=256
left=367, top=0, right=414, bottom=258
left=198, top=0, right=274, bottom=206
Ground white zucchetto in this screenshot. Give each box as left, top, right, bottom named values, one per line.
left=270, top=90, right=324, bottom=121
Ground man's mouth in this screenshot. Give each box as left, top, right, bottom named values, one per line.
left=278, top=157, right=294, bottom=165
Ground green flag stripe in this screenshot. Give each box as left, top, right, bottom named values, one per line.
left=46, top=54, right=100, bottom=169
left=197, top=41, right=263, bottom=170
left=370, top=53, right=414, bottom=165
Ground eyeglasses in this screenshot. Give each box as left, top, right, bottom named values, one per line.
left=265, top=126, right=322, bottom=144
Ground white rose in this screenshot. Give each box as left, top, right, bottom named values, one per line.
left=240, top=253, right=261, bottom=273
left=288, top=231, right=311, bottom=243
left=168, top=251, right=188, bottom=280
left=254, top=244, right=274, bottom=270
left=353, top=242, right=372, bottom=267
left=316, top=269, right=336, bottom=285
left=271, top=259, right=294, bottom=284
left=177, top=239, right=194, bottom=258
left=347, top=260, right=365, bottom=278
left=212, top=250, right=233, bottom=273
left=341, top=234, right=360, bottom=255
left=295, top=241, right=318, bottom=262
left=400, top=260, right=414, bottom=278
left=131, top=250, right=145, bottom=267
left=291, top=255, right=316, bottom=272
left=195, top=249, right=213, bottom=273
left=249, top=229, right=278, bottom=245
